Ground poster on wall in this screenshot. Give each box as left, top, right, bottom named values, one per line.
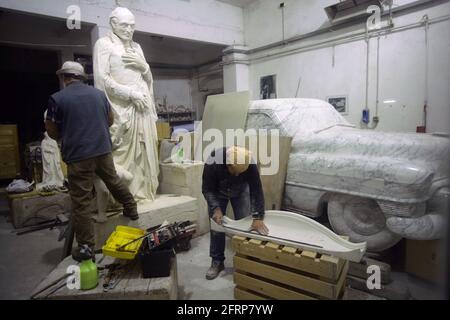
left=260, top=75, right=277, bottom=99
left=327, top=96, right=348, bottom=115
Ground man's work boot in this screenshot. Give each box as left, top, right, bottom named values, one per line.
left=71, top=246, right=96, bottom=263
left=123, top=207, right=139, bottom=220
left=205, top=260, right=224, bottom=280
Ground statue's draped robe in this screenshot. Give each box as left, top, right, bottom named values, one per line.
left=37, top=132, right=65, bottom=190
left=93, top=32, right=159, bottom=201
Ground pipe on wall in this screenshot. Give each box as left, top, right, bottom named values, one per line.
left=248, top=14, right=450, bottom=64
left=246, top=0, right=448, bottom=55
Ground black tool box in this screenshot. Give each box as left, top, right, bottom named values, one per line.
left=138, top=221, right=195, bottom=278
left=139, top=241, right=175, bottom=278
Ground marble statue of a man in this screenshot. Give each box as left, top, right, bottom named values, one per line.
left=93, top=7, right=159, bottom=201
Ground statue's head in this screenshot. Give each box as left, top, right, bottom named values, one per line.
left=109, top=7, right=135, bottom=41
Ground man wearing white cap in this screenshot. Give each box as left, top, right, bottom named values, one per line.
left=202, top=146, right=269, bottom=280
left=45, top=61, right=138, bottom=261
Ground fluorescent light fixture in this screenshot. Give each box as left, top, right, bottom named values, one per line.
left=383, top=99, right=396, bottom=104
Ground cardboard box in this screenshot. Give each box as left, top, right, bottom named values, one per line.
left=405, top=239, right=446, bottom=283
left=156, top=122, right=171, bottom=141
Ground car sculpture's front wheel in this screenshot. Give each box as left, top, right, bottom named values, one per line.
left=327, top=194, right=402, bottom=252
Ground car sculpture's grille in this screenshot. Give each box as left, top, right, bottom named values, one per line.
left=378, top=200, right=426, bottom=217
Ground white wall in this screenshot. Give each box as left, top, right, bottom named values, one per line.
left=191, top=62, right=224, bottom=120
left=0, top=0, right=244, bottom=46
left=153, top=62, right=224, bottom=121
left=154, top=78, right=193, bottom=111
left=245, top=0, right=450, bottom=133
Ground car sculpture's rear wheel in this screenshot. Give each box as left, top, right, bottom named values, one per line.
left=327, top=194, right=402, bottom=252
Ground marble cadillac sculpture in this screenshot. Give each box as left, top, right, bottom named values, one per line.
left=93, top=7, right=159, bottom=202
left=246, top=98, right=450, bottom=251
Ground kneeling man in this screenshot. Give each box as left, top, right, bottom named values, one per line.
left=202, top=146, right=269, bottom=280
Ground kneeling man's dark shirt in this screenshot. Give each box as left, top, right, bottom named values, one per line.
left=202, top=147, right=265, bottom=219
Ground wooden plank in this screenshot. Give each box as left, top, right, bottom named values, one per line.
left=233, top=235, right=247, bottom=243
left=281, top=246, right=297, bottom=254
left=257, top=135, right=292, bottom=210
left=122, top=263, right=152, bottom=300
left=234, top=272, right=316, bottom=300
left=233, top=255, right=341, bottom=299
left=320, top=254, right=340, bottom=265
left=249, top=239, right=263, bottom=246
left=264, top=242, right=281, bottom=251
left=300, top=251, right=317, bottom=260
left=232, top=236, right=342, bottom=281
left=146, top=258, right=178, bottom=300
left=234, top=287, right=267, bottom=300
left=335, top=261, right=349, bottom=298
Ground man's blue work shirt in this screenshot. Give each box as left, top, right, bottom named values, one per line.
left=46, top=81, right=113, bottom=163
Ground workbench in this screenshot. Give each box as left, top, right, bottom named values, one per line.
left=31, top=254, right=178, bottom=300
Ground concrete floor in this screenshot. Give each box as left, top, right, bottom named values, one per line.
left=0, top=189, right=444, bottom=300
left=0, top=191, right=63, bottom=299
left=177, top=233, right=235, bottom=300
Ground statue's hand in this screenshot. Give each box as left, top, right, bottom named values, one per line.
left=130, top=90, right=148, bottom=111
left=122, top=51, right=149, bottom=74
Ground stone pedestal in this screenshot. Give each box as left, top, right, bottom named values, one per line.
left=94, top=194, right=198, bottom=250
left=31, top=254, right=178, bottom=300
left=159, top=162, right=209, bottom=236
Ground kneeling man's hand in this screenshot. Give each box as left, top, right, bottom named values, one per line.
left=212, top=208, right=224, bottom=225
left=250, top=219, right=269, bottom=235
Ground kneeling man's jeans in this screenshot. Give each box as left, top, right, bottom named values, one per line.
left=210, top=186, right=250, bottom=263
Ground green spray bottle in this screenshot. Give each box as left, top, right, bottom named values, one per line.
left=78, top=245, right=98, bottom=290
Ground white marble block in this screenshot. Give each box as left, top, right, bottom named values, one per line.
left=158, top=162, right=209, bottom=236
left=94, top=194, right=198, bottom=250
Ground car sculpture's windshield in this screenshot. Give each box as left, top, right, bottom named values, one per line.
left=249, top=98, right=354, bottom=136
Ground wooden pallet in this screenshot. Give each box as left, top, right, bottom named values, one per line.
left=232, top=236, right=348, bottom=300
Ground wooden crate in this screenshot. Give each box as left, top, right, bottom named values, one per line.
left=0, top=124, right=21, bottom=179
left=232, top=236, right=348, bottom=300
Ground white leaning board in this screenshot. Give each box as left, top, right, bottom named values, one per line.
left=211, top=210, right=366, bottom=262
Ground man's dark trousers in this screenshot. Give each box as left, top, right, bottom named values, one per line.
left=67, top=152, right=136, bottom=247
left=210, top=185, right=250, bottom=263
